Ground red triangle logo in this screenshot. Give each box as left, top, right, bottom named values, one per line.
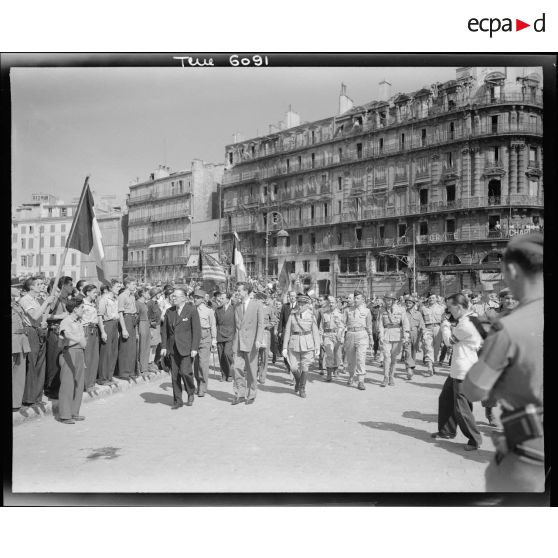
left=516, top=19, right=530, bottom=31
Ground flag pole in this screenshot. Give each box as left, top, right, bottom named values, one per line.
left=48, top=175, right=90, bottom=310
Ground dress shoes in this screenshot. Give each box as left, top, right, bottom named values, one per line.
left=226, top=377, right=232, bottom=382
left=231, top=396, right=244, bottom=405
left=198, top=391, right=205, bottom=397
left=171, top=403, right=183, bottom=410
left=72, top=415, right=85, bottom=421
left=245, top=398, right=256, bottom=405
left=464, top=444, right=480, bottom=451
left=388, top=377, right=395, bottom=386
left=431, top=432, right=456, bottom=440
left=58, top=418, right=75, bottom=424
left=185, top=395, right=194, bottom=406
left=357, top=381, right=366, bottom=390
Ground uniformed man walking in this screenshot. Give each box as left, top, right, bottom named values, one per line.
left=343, top=290, right=373, bottom=390
left=420, top=293, right=444, bottom=375
left=319, top=295, right=344, bottom=381
left=193, top=288, right=217, bottom=397
left=282, top=293, right=320, bottom=398
left=378, top=292, right=410, bottom=387
left=464, top=233, right=545, bottom=492
left=403, top=295, right=425, bottom=380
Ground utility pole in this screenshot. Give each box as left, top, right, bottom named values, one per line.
left=265, top=211, right=269, bottom=283
left=218, top=183, right=222, bottom=262
left=412, top=222, right=417, bottom=295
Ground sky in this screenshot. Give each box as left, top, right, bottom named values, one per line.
left=11, top=65, right=457, bottom=206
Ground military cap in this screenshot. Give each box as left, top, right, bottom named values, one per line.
left=403, top=294, right=416, bottom=303
left=498, top=287, right=512, bottom=298
left=148, top=287, right=161, bottom=299
left=192, top=288, right=207, bottom=298
left=353, top=290, right=364, bottom=297
left=506, top=232, right=543, bottom=255
left=297, top=293, right=312, bottom=305
left=383, top=292, right=397, bottom=300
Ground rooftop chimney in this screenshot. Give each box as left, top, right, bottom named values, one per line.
left=284, top=105, right=300, bottom=129
left=338, top=83, right=354, bottom=114
left=378, top=79, right=392, bottom=102
left=232, top=132, right=243, bottom=143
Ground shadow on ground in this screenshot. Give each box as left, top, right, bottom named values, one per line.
left=402, top=410, right=438, bottom=423
left=206, top=388, right=233, bottom=402
left=359, top=420, right=494, bottom=464
left=139, top=392, right=174, bottom=406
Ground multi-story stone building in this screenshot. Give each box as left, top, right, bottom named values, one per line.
left=221, top=66, right=544, bottom=297
left=123, top=160, right=224, bottom=282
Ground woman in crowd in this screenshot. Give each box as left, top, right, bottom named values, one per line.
left=431, top=293, right=483, bottom=451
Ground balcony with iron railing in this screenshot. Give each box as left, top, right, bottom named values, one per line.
left=128, top=214, right=151, bottom=224
left=150, top=209, right=191, bottom=222
left=128, top=193, right=154, bottom=206
left=146, top=256, right=190, bottom=266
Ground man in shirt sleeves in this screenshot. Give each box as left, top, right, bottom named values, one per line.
left=161, top=287, right=201, bottom=409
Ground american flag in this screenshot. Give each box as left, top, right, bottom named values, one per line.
left=198, top=247, right=226, bottom=283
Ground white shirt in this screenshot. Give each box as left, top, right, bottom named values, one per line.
left=441, top=312, right=483, bottom=380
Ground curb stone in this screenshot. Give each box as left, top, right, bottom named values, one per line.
left=13, top=370, right=170, bottom=427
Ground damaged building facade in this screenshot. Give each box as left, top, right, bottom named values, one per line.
left=221, top=66, right=544, bottom=297
left=123, top=160, right=224, bottom=283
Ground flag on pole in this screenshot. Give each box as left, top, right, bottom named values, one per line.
left=67, top=181, right=108, bottom=284
left=231, top=231, right=247, bottom=282
left=278, top=260, right=291, bottom=293
left=198, top=245, right=226, bottom=283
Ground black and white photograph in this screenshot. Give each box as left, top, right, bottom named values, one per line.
left=5, top=54, right=549, bottom=502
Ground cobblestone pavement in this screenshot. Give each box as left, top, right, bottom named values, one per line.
left=12, top=355, right=497, bottom=493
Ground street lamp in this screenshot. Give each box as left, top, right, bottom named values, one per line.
left=265, top=210, right=289, bottom=282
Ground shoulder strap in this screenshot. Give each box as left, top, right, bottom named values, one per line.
left=468, top=315, right=488, bottom=340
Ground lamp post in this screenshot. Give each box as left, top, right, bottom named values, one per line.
left=264, top=210, right=289, bottom=283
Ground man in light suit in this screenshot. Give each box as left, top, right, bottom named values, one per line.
left=160, top=288, right=201, bottom=409
left=231, top=282, right=264, bottom=405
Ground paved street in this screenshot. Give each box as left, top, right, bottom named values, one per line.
left=12, top=356, right=496, bottom=493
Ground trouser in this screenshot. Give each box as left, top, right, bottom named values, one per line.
left=194, top=329, right=212, bottom=394
left=23, top=326, right=47, bottom=405
left=45, top=328, right=63, bottom=398
left=170, top=351, right=195, bottom=404
left=83, top=327, right=99, bottom=390
left=58, top=347, right=85, bottom=420
left=217, top=340, right=233, bottom=380
left=233, top=347, right=259, bottom=400
left=422, top=324, right=442, bottom=364
left=344, top=330, right=368, bottom=382
left=404, top=330, right=420, bottom=369
left=318, top=345, right=325, bottom=370
left=117, top=315, right=137, bottom=378
left=382, top=338, right=403, bottom=378
left=270, top=330, right=278, bottom=362
left=439, top=343, right=448, bottom=363
left=12, top=351, right=27, bottom=408
left=99, top=320, right=119, bottom=382
left=323, top=335, right=342, bottom=369
left=257, top=329, right=271, bottom=382
left=137, top=320, right=151, bottom=374
left=485, top=438, right=545, bottom=492
left=279, top=334, right=292, bottom=374
left=287, top=349, right=314, bottom=392
left=437, top=376, right=482, bottom=447
left=372, top=330, right=380, bottom=356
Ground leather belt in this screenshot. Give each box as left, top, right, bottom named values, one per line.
left=291, top=331, right=311, bottom=335
left=323, top=328, right=336, bottom=333
left=425, top=323, right=440, bottom=327
left=347, top=327, right=365, bottom=332
left=64, top=345, right=84, bottom=351
left=382, top=325, right=400, bottom=329
left=103, top=318, right=117, bottom=323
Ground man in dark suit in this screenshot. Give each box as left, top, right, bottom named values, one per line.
left=214, top=291, right=235, bottom=382
left=277, top=290, right=298, bottom=380
left=160, top=287, right=201, bottom=409
left=231, top=282, right=264, bottom=405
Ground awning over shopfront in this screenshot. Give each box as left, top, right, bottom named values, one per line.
left=148, top=241, right=187, bottom=249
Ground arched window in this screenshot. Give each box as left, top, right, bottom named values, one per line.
left=442, top=254, right=461, bottom=266
left=482, top=251, right=503, bottom=264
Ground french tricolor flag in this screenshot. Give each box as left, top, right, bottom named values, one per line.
left=67, top=178, right=108, bottom=284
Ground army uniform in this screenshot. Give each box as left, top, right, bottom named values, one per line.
left=319, top=305, right=344, bottom=381
left=117, top=290, right=138, bottom=379
left=403, top=296, right=425, bottom=379
left=420, top=300, right=444, bottom=374
left=282, top=294, right=320, bottom=398
left=464, top=296, right=544, bottom=491
left=12, top=299, right=31, bottom=409
left=82, top=298, right=100, bottom=391
left=194, top=289, right=216, bottom=396
left=378, top=293, right=410, bottom=387
left=257, top=296, right=277, bottom=384
left=343, top=297, right=373, bottom=390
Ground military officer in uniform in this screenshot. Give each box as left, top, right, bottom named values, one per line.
left=81, top=284, right=100, bottom=393
left=193, top=288, right=216, bottom=397
left=343, top=290, right=373, bottom=390
left=420, top=293, right=444, bottom=375
left=117, top=276, right=138, bottom=380
left=464, top=233, right=545, bottom=492
left=378, top=292, right=410, bottom=387
left=403, top=295, right=425, bottom=380
left=282, top=293, right=320, bottom=398
left=256, top=291, right=277, bottom=384
left=319, top=295, right=344, bottom=382
left=12, top=287, right=30, bottom=411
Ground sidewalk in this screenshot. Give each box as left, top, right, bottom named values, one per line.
left=12, top=370, right=170, bottom=427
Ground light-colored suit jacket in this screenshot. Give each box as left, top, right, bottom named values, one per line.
left=232, top=299, right=264, bottom=353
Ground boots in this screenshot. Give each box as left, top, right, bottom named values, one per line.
left=426, top=362, right=434, bottom=377
left=299, top=370, right=307, bottom=398
left=325, top=368, right=333, bottom=382
left=406, top=366, right=414, bottom=381
left=485, top=407, right=497, bottom=427
left=293, top=370, right=301, bottom=394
